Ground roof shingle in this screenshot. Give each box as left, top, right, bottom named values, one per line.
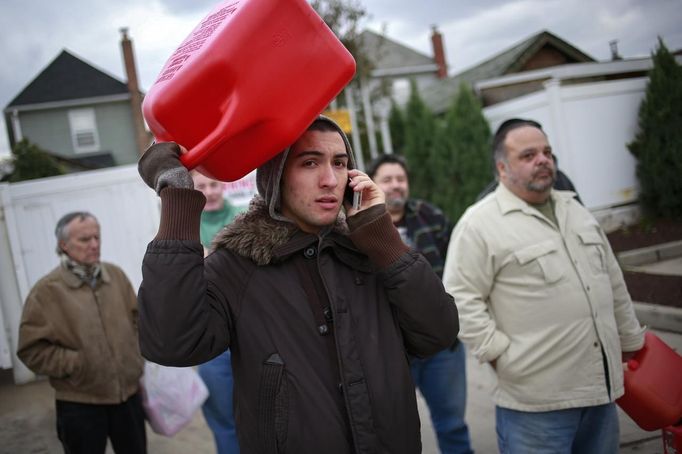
left=6, top=50, right=129, bottom=108
left=421, top=30, right=595, bottom=114
left=360, top=29, right=436, bottom=72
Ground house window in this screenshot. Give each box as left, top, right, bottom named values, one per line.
left=391, top=79, right=411, bottom=105
left=68, top=108, right=100, bottom=153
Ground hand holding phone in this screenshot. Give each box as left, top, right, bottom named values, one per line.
left=344, top=179, right=362, bottom=210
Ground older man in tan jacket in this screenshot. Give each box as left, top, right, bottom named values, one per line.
left=18, top=211, right=146, bottom=454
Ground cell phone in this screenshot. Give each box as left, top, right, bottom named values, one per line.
left=344, top=180, right=362, bottom=210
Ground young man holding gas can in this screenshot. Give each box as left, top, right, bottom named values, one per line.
left=137, top=115, right=459, bottom=453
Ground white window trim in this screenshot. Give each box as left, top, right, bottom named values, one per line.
left=68, top=108, right=100, bottom=154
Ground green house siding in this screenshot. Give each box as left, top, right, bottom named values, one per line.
left=18, top=110, right=73, bottom=156
left=95, top=102, right=139, bottom=164
left=17, top=101, right=139, bottom=165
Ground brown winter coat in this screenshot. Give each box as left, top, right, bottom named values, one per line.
left=18, top=263, right=143, bottom=404
left=138, top=189, right=459, bottom=453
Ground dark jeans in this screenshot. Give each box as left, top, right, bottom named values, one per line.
left=56, top=392, right=146, bottom=454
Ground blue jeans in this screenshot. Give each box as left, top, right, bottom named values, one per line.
left=495, top=403, right=619, bottom=454
left=198, top=350, right=239, bottom=454
left=411, top=343, right=473, bottom=454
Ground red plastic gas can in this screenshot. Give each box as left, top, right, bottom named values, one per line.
left=142, top=0, right=356, bottom=181
left=616, top=332, right=682, bottom=431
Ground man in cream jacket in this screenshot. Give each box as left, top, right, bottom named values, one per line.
left=443, top=118, right=645, bottom=454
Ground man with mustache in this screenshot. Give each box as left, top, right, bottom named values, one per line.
left=475, top=120, right=582, bottom=205
left=368, top=154, right=472, bottom=454
left=443, top=118, right=645, bottom=453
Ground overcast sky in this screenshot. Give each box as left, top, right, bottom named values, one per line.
left=1, top=0, right=681, bottom=157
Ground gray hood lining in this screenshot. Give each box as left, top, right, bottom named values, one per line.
left=255, top=114, right=356, bottom=223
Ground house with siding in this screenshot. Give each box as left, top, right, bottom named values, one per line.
left=352, top=29, right=597, bottom=158
left=3, top=29, right=148, bottom=171
left=348, top=27, right=448, bottom=160
left=359, top=27, right=447, bottom=95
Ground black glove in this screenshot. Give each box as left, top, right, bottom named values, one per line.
left=138, top=142, right=194, bottom=194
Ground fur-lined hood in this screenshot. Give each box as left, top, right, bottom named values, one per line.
left=212, top=195, right=349, bottom=265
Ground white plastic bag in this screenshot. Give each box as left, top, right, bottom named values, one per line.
left=139, top=361, right=209, bottom=436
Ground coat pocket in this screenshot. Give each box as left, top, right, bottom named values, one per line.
left=258, top=353, right=288, bottom=454
left=577, top=230, right=607, bottom=274
left=514, top=240, right=563, bottom=284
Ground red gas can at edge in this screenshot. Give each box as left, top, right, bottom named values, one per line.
left=142, top=0, right=356, bottom=182
left=616, top=331, right=682, bottom=431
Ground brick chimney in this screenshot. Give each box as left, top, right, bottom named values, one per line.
left=609, top=39, right=622, bottom=61
left=120, top=27, right=150, bottom=155
left=431, top=25, right=448, bottom=79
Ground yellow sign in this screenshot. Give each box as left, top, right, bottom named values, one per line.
left=323, top=109, right=352, bottom=133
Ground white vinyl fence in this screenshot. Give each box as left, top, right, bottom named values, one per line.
left=0, top=165, right=160, bottom=383
left=483, top=77, right=647, bottom=211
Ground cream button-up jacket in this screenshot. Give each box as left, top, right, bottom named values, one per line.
left=443, top=183, right=645, bottom=412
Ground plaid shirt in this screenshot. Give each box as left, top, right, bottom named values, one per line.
left=399, top=199, right=453, bottom=279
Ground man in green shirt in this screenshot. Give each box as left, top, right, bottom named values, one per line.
left=193, top=171, right=244, bottom=252
left=192, top=170, right=245, bottom=454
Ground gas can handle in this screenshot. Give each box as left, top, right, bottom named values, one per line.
left=179, top=96, right=240, bottom=171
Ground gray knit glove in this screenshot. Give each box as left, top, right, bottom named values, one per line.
left=138, top=142, right=194, bottom=194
